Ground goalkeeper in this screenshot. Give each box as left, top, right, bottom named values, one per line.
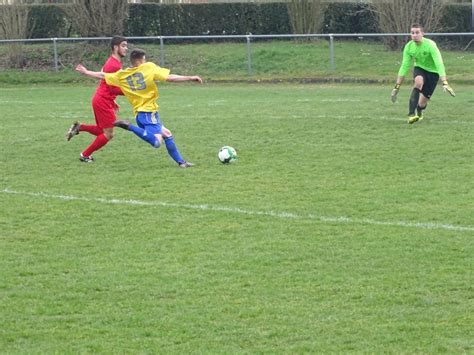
left=391, top=23, right=455, bottom=124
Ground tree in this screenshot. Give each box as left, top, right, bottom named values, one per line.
left=0, top=0, right=32, bottom=68
left=372, top=0, right=448, bottom=49
left=288, top=0, right=328, bottom=34
left=66, top=0, right=128, bottom=37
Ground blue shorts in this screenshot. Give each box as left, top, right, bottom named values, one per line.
left=136, top=112, right=163, bottom=136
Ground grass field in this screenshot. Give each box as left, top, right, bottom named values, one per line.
left=1, top=82, right=473, bottom=352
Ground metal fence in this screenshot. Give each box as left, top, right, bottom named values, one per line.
left=0, top=33, right=473, bottom=74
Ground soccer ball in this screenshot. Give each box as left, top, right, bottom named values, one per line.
left=218, top=146, right=237, bottom=164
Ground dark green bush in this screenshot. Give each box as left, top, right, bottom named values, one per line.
left=29, top=4, right=71, bottom=38
left=125, top=3, right=290, bottom=37
left=24, top=2, right=473, bottom=40
left=126, top=4, right=161, bottom=37
left=441, top=4, right=471, bottom=32
left=323, top=3, right=376, bottom=34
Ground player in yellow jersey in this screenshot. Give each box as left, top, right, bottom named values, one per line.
left=75, top=49, right=202, bottom=168
left=391, top=24, right=455, bottom=124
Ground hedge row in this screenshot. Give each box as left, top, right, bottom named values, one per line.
left=25, top=2, right=471, bottom=39
left=28, top=4, right=71, bottom=38
left=125, top=3, right=291, bottom=36
left=322, top=3, right=376, bottom=34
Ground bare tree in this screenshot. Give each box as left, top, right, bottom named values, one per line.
left=66, top=0, right=128, bottom=37
left=0, top=0, right=32, bottom=68
left=288, top=0, right=328, bottom=34
left=0, top=0, right=31, bottom=40
left=372, top=0, right=448, bottom=49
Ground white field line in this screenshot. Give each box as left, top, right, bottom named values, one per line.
left=0, top=100, right=73, bottom=105
left=173, top=114, right=473, bottom=125
left=319, top=99, right=374, bottom=102
left=5, top=111, right=473, bottom=126
left=144, top=114, right=470, bottom=126
left=2, top=188, right=473, bottom=233
left=296, top=98, right=379, bottom=103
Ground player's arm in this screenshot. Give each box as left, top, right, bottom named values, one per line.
left=105, top=72, right=124, bottom=96
left=430, top=42, right=446, bottom=78
left=391, top=45, right=411, bottom=103
left=430, top=44, right=455, bottom=97
left=441, top=79, right=455, bottom=97
left=103, top=62, right=124, bottom=96
left=391, top=76, right=405, bottom=103
left=166, top=74, right=203, bottom=84
left=75, top=64, right=105, bottom=80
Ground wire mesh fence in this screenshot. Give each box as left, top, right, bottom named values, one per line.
left=0, top=33, right=472, bottom=77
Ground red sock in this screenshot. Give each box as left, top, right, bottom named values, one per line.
left=82, top=134, right=109, bottom=157
left=80, top=124, right=103, bottom=136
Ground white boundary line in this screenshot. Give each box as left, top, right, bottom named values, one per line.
left=12, top=114, right=469, bottom=125
left=2, top=188, right=473, bottom=233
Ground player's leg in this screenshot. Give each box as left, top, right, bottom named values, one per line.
left=102, top=127, right=114, bottom=140
left=408, top=73, right=424, bottom=123
left=79, top=124, right=103, bottom=136
left=161, top=125, right=193, bottom=168
left=118, top=113, right=162, bottom=147
left=145, top=124, right=164, bottom=148
left=417, top=71, right=439, bottom=120
left=417, top=94, right=429, bottom=120
left=80, top=100, right=115, bottom=161
left=65, top=121, right=81, bottom=141
left=115, top=113, right=191, bottom=167
left=66, top=95, right=105, bottom=141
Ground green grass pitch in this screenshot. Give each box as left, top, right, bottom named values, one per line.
left=0, top=83, right=472, bottom=352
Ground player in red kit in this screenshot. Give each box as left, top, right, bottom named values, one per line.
left=65, top=36, right=128, bottom=162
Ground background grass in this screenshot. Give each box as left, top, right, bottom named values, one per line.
left=1, top=82, right=473, bottom=352
left=1, top=39, right=473, bottom=83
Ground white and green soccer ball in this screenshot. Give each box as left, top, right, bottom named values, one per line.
left=218, top=146, right=237, bottom=164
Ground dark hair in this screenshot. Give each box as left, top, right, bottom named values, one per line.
left=110, top=35, right=127, bottom=50
left=410, top=23, right=424, bottom=31
left=130, top=49, right=146, bottom=64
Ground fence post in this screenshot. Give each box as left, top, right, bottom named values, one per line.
left=246, top=34, right=252, bottom=76
left=160, top=36, right=165, bottom=67
left=329, top=34, right=335, bottom=71
left=53, top=38, right=58, bottom=72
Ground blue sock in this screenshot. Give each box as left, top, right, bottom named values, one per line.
left=164, top=136, right=184, bottom=164
left=128, top=125, right=160, bottom=147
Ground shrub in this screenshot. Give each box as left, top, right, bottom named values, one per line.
left=29, top=4, right=70, bottom=38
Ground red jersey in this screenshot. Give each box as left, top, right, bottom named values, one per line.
left=95, top=55, right=123, bottom=101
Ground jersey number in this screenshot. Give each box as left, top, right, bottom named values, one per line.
left=126, top=73, right=146, bottom=91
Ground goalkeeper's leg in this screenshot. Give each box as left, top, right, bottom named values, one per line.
left=416, top=94, right=429, bottom=121
left=408, top=76, right=424, bottom=124
left=409, top=88, right=420, bottom=115
left=408, top=88, right=421, bottom=123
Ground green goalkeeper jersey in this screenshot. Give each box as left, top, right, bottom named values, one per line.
left=398, top=38, right=446, bottom=77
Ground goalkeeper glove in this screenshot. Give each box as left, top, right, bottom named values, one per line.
left=442, top=80, right=455, bottom=97
left=391, top=83, right=400, bottom=103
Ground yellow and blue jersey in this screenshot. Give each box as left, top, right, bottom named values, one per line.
left=104, top=62, right=170, bottom=116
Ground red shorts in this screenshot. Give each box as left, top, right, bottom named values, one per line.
left=92, top=94, right=117, bottom=129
